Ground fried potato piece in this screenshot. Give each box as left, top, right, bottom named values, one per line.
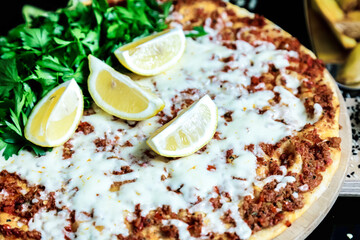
left=335, top=10, right=360, bottom=38
left=336, top=0, right=358, bottom=11
left=335, top=20, right=360, bottom=38
left=337, top=43, right=360, bottom=84
left=313, top=0, right=357, bottom=48
left=347, top=10, right=360, bottom=20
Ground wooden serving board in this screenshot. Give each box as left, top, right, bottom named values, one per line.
left=275, top=85, right=352, bottom=239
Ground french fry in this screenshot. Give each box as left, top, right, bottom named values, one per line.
left=336, top=21, right=360, bottom=39
left=313, top=0, right=357, bottom=48
left=335, top=10, right=360, bottom=38
left=330, top=23, right=358, bottom=47
left=336, top=0, right=358, bottom=11
left=335, top=21, right=360, bottom=38
left=347, top=10, right=360, bottom=19
left=337, top=43, right=360, bottom=84
left=313, top=0, right=345, bottom=22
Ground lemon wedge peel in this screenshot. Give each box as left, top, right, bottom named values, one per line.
left=24, top=79, right=84, bottom=147
left=147, top=95, right=218, bottom=158
left=87, top=55, right=165, bottom=121
left=114, top=28, right=186, bottom=76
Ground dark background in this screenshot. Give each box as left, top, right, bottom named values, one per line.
left=1, top=0, right=358, bottom=239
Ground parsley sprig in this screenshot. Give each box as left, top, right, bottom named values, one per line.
left=0, top=0, right=171, bottom=159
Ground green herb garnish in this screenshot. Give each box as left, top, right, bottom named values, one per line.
left=0, top=0, right=171, bottom=159
left=185, top=26, right=208, bottom=38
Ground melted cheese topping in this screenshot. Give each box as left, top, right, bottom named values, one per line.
left=0, top=36, right=322, bottom=239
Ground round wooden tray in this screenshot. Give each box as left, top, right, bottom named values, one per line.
left=275, top=85, right=352, bottom=240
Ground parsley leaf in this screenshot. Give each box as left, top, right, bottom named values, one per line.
left=186, top=26, right=208, bottom=38
left=0, top=59, right=21, bottom=95
left=20, top=28, right=51, bottom=49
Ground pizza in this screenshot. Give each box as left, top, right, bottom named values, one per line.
left=0, top=0, right=342, bottom=239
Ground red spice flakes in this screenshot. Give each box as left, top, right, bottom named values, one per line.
left=268, top=161, right=283, bottom=176
left=121, top=140, right=133, bottom=147
left=214, top=186, right=220, bottom=195
left=241, top=183, right=288, bottom=232
left=185, top=213, right=203, bottom=237
left=272, top=92, right=281, bottom=104
left=313, top=83, right=335, bottom=120
left=302, top=78, right=315, bottom=89
left=295, top=139, right=331, bottom=190
left=222, top=65, right=232, bottom=72
left=112, top=166, right=133, bottom=175
left=93, top=134, right=117, bottom=152
left=213, top=131, right=223, bottom=140
left=207, top=165, right=216, bottom=171
left=76, top=121, right=94, bottom=135
left=275, top=36, right=301, bottom=52
left=110, top=180, right=136, bottom=192
left=157, top=110, right=174, bottom=125
left=129, top=204, right=146, bottom=234
left=224, top=232, right=241, bottom=240
left=0, top=225, right=41, bottom=240
left=303, top=129, right=322, bottom=144
left=244, top=144, right=255, bottom=152
left=222, top=111, right=234, bottom=122
left=327, top=137, right=341, bottom=148
left=0, top=171, right=61, bottom=239
left=62, top=139, right=74, bottom=160
left=220, top=54, right=235, bottom=63
left=238, top=14, right=266, bottom=28
left=256, top=156, right=265, bottom=165
left=279, top=149, right=296, bottom=168
left=222, top=42, right=237, bottom=50
left=196, top=145, right=207, bottom=154
left=167, top=184, right=184, bottom=195
left=233, top=176, right=246, bottom=181
left=304, top=98, right=315, bottom=118
left=226, top=149, right=237, bottom=164
left=160, top=224, right=179, bottom=238
left=180, top=88, right=200, bottom=96
left=259, top=143, right=276, bottom=157
left=94, top=137, right=109, bottom=152
left=209, top=196, right=223, bottom=210
left=287, top=52, right=325, bottom=78
left=221, top=210, right=236, bottom=226
left=251, top=76, right=261, bottom=85
left=181, top=99, right=195, bottom=109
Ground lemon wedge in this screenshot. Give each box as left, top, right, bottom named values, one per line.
left=147, top=95, right=218, bottom=157
left=24, top=79, right=84, bottom=147
left=114, top=28, right=186, bottom=76
left=87, top=55, right=165, bottom=121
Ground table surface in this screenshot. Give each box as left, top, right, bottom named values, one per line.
left=1, top=0, right=359, bottom=239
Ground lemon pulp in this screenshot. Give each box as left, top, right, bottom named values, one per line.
left=29, top=87, right=65, bottom=142
left=25, top=79, right=84, bottom=147
left=96, top=70, right=149, bottom=113
left=46, top=106, right=78, bottom=141
left=87, top=55, right=164, bottom=121
left=119, top=30, right=171, bottom=52
left=114, top=28, right=186, bottom=76
left=127, top=32, right=183, bottom=70
left=164, top=104, right=210, bottom=151
left=147, top=95, right=218, bottom=157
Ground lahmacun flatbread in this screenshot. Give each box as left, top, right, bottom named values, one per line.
left=0, top=0, right=341, bottom=239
